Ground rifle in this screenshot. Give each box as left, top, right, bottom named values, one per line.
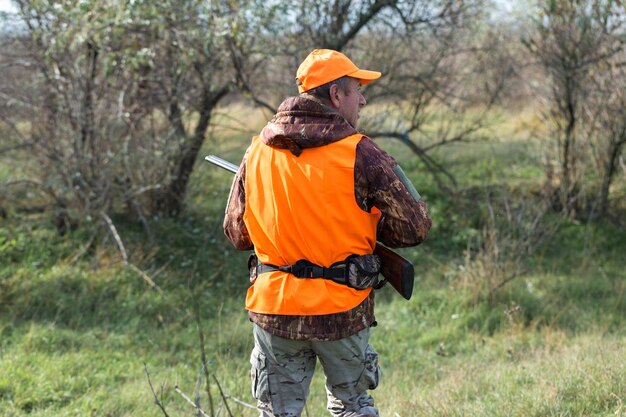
left=205, top=154, right=415, bottom=300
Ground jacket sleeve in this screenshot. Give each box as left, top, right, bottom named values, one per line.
left=223, top=150, right=253, bottom=250
left=355, top=137, right=432, bottom=248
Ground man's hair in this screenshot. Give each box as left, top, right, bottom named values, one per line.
left=299, top=76, right=351, bottom=101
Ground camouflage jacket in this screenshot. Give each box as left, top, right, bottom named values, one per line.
left=223, top=96, right=432, bottom=341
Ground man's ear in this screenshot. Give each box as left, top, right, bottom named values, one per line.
left=328, top=83, right=341, bottom=109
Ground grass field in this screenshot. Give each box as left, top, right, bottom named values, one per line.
left=1, top=105, right=625, bottom=417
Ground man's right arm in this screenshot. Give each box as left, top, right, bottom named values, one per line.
left=223, top=152, right=253, bottom=250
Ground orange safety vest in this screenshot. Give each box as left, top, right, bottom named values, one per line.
left=244, top=133, right=382, bottom=315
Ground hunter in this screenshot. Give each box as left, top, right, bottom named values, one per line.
left=224, top=48, right=432, bottom=417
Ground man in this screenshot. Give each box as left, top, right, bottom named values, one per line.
left=224, top=49, right=431, bottom=417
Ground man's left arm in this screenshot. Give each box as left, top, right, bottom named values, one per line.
left=355, top=137, right=432, bottom=248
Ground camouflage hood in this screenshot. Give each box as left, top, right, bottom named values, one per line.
left=260, top=96, right=357, bottom=157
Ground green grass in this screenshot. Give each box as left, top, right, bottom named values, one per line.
left=385, top=334, right=626, bottom=417
left=1, top=105, right=625, bottom=416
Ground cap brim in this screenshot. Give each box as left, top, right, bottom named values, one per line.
left=348, top=69, right=381, bottom=85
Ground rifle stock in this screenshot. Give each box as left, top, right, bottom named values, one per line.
left=374, top=244, right=414, bottom=300
left=206, top=154, right=415, bottom=300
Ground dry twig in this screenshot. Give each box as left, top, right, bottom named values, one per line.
left=175, top=386, right=212, bottom=417
left=100, top=211, right=163, bottom=293
left=144, top=363, right=171, bottom=417
left=222, top=394, right=258, bottom=410
left=211, top=374, right=234, bottom=417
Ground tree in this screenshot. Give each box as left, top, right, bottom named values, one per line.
left=354, top=0, right=502, bottom=190
left=6, top=0, right=139, bottom=231
left=117, top=0, right=283, bottom=216
left=585, top=47, right=626, bottom=217
left=237, top=0, right=496, bottom=190
left=523, top=0, right=625, bottom=217
left=3, top=0, right=282, bottom=229
left=2, top=0, right=511, bottom=229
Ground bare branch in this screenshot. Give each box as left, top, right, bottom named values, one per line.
left=194, top=299, right=215, bottom=416
left=144, top=363, right=171, bottom=417
left=0, top=142, right=34, bottom=154
left=3, top=178, right=60, bottom=201
left=67, top=230, right=98, bottom=266
left=128, top=263, right=164, bottom=294
left=100, top=211, right=163, bottom=293
left=0, top=90, right=38, bottom=111
left=367, top=130, right=457, bottom=189
left=328, top=0, right=396, bottom=51
left=225, top=35, right=276, bottom=114
left=174, top=386, right=212, bottom=417
left=100, top=212, right=128, bottom=263
left=222, top=394, right=258, bottom=410
left=211, top=374, right=235, bottom=417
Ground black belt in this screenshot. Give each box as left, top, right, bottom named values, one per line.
left=257, top=259, right=350, bottom=283
left=250, top=254, right=385, bottom=290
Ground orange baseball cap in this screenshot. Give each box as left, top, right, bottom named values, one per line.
left=296, top=49, right=381, bottom=93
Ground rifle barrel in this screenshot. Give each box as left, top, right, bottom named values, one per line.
left=205, top=155, right=239, bottom=174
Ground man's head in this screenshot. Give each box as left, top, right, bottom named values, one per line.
left=296, top=49, right=381, bottom=128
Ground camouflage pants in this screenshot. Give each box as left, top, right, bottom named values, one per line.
left=250, top=324, right=380, bottom=417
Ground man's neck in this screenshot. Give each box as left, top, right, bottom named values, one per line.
left=299, top=93, right=333, bottom=109
left=300, top=94, right=346, bottom=117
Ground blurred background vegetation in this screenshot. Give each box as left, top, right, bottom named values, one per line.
left=0, top=0, right=625, bottom=416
